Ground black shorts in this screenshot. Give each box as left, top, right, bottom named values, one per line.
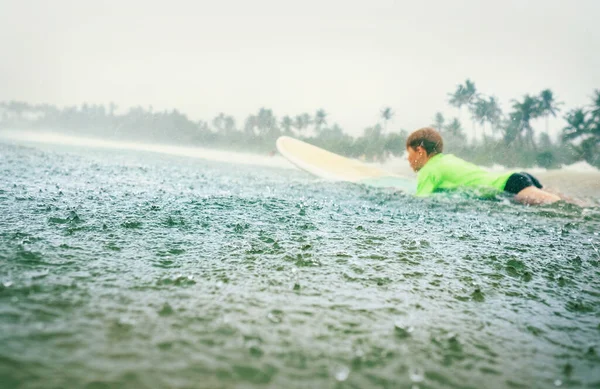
left=504, top=172, right=543, bottom=194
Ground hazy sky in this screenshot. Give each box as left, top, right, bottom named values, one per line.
left=1, top=0, right=599, bottom=139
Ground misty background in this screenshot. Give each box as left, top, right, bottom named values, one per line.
left=1, top=0, right=599, bottom=167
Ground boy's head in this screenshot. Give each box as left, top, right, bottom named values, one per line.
left=406, top=127, right=444, bottom=172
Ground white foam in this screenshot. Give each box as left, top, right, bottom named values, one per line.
left=0, top=130, right=296, bottom=170
left=560, top=161, right=599, bottom=173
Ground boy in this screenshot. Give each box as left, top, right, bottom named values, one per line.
left=406, top=127, right=561, bottom=205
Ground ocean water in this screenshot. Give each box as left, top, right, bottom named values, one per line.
left=1, top=134, right=600, bottom=389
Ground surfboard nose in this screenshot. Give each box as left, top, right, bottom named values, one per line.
left=275, top=136, right=415, bottom=193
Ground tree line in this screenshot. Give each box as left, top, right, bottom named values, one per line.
left=0, top=81, right=598, bottom=168
left=437, top=80, right=599, bottom=168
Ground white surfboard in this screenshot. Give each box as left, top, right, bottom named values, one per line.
left=276, top=136, right=416, bottom=193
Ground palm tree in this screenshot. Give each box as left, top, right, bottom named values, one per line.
left=538, top=89, right=562, bottom=136
left=197, top=120, right=210, bottom=134
left=317, top=123, right=346, bottom=142
left=362, top=124, right=385, bottom=161
left=281, top=115, right=293, bottom=135
left=224, top=116, right=236, bottom=134
left=314, top=109, right=328, bottom=133
left=449, top=79, right=478, bottom=141
left=293, top=115, right=304, bottom=133
left=472, top=96, right=503, bottom=142
left=380, top=107, right=394, bottom=133
left=509, top=95, right=541, bottom=149
left=448, top=79, right=477, bottom=122
left=562, top=107, right=599, bottom=167
left=590, top=89, right=600, bottom=122
left=463, top=80, right=477, bottom=102
left=212, top=112, right=226, bottom=132
left=591, top=90, right=600, bottom=143
left=504, top=113, right=522, bottom=145
left=244, top=115, right=258, bottom=136
left=472, top=97, right=487, bottom=141
left=329, top=123, right=344, bottom=135
left=432, top=112, right=444, bottom=132
left=444, top=118, right=465, bottom=139
left=486, top=96, right=503, bottom=136
left=256, top=108, right=278, bottom=138
left=294, top=113, right=312, bottom=134
left=562, top=108, right=589, bottom=142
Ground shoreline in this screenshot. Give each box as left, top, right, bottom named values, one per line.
left=2, top=129, right=599, bottom=198
left=0, top=129, right=296, bottom=170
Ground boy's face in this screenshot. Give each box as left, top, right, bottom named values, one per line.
left=407, top=146, right=428, bottom=172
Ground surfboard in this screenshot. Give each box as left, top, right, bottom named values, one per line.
left=276, top=136, right=416, bottom=193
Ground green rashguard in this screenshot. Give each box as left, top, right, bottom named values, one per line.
left=415, top=154, right=514, bottom=197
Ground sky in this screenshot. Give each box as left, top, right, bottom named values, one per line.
left=1, top=0, right=599, bottom=140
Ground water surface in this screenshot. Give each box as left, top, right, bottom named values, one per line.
left=1, top=139, right=599, bottom=389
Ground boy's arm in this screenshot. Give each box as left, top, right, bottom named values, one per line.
left=415, top=173, right=440, bottom=197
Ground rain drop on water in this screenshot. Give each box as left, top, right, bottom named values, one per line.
left=410, top=367, right=424, bottom=383
left=333, top=365, right=350, bottom=382
left=394, top=320, right=414, bottom=338
left=267, top=310, right=283, bottom=324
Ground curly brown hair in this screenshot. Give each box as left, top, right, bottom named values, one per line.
left=406, top=127, right=444, bottom=156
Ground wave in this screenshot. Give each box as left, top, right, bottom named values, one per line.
left=559, top=160, right=600, bottom=173
left=0, top=130, right=296, bottom=170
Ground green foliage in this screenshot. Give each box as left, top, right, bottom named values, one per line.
left=0, top=101, right=408, bottom=161
left=314, top=109, right=328, bottom=133
left=432, top=112, right=445, bottom=130
left=448, top=79, right=477, bottom=110
left=561, top=90, right=600, bottom=168
left=0, top=85, right=598, bottom=169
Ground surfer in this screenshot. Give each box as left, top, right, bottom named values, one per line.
left=406, top=127, right=562, bottom=205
